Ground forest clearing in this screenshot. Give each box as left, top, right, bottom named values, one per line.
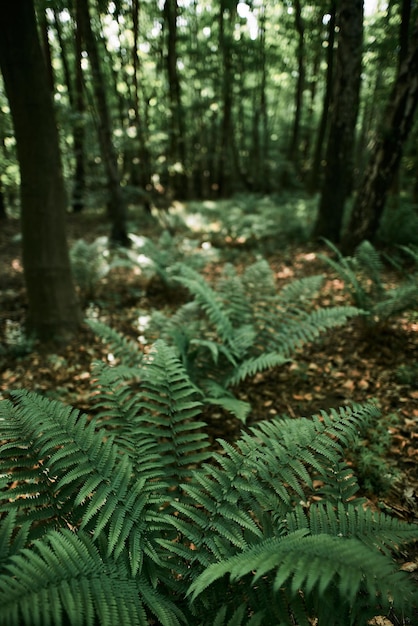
left=1, top=0, right=418, bottom=624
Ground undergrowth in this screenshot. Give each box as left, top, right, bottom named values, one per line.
left=90, top=257, right=361, bottom=421
left=319, top=239, right=418, bottom=325
left=0, top=341, right=417, bottom=626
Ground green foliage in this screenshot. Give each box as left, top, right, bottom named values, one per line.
left=144, top=259, right=361, bottom=419
left=70, top=237, right=111, bottom=300
left=90, top=259, right=361, bottom=421
left=348, top=411, right=401, bottom=495
left=1, top=366, right=417, bottom=626
left=378, top=200, right=418, bottom=246
left=395, top=362, right=418, bottom=385
left=320, top=239, right=418, bottom=324
left=123, top=230, right=213, bottom=289
left=188, top=194, right=315, bottom=252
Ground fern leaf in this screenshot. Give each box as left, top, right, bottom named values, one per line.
left=87, top=319, right=143, bottom=368
left=0, top=528, right=149, bottom=626
left=188, top=530, right=417, bottom=617
left=226, top=352, right=290, bottom=387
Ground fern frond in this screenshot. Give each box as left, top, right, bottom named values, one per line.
left=0, top=527, right=150, bottom=626
left=87, top=319, right=143, bottom=368
left=354, top=240, right=385, bottom=295
left=286, top=501, right=418, bottom=554
left=226, top=352, right=290, bottom=387
left=1, top=391, right=167, bottom=575
left=372, top=281, right=418, bottom=320
left=173, top=265, right=236, bottom=349
left=274, top=306, right=362, bottom=357
left=276, top=274, right=324, bottom=306
left=188, top=530, right=417, bottom=621
left=136, top=341, right=211, bottom=481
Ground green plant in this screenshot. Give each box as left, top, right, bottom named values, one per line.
left=378, top=200, right=418, bottom=246
left=348, top=410, right=401, bottom=495
left=70, top=237, right=111, bottom=300
left=320, top=239, right=418, bottom=324
left=0, top=345, right=417, bottom=625
left=395, top=362, right=418, bottom=385
left=139, top=259, right=361, bottom=420
left=123, top=230, right=213, bottom=289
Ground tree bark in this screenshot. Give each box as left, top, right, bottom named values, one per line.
left=341, top=18, right=418, bottom=254
left=163, top=0, right=187, bottom=197
left=288, top=0, right=305, bottom=167
left=217, top=0, right=236, bottom=197
left=0, top=0, right=81, bottom=342
left=0, top=176, right=7, bottom=220
left=308, top=0, right=336, bottom=193
left=313, top=0, right=363, bottom=242
left=72, top=8, right=86, bottom=213
left=76, top=0, right=129, bottom=245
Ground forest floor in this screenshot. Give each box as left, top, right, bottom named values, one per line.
left=1, top=205, right=418, bottom=594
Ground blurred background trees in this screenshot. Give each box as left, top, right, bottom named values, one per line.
left=0, top=0, right=415, bottom=219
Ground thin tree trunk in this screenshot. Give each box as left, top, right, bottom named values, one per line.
left=308, top=0, right=337, bottom=194
left=72, top=8, right=86, bottom=213
left=76, top=0, right=129, bottom=245
left=0, top=176, right=7, bottom=220
left=131, top=0, right=152, bottom=208
left=341, top=19, right=418, bottom=254
left=0, top=0, right=81, bottom=342
left=163, top=0, right=187, bottom=197
left=313, top=0, right=363, bottom=242
left=288, top=0, right=305, bottom=167
left=217, top=0, right=235, bottom=197
left=38, top=7, right=55, bottom=93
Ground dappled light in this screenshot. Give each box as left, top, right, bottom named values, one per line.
left=1, top=0, right=418, bottom=623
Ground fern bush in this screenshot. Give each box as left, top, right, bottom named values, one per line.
left=320, top=239, right=418, bottom=324
left=0, top=344, right=417, bottom=625
left=102, top=258, right=360, bottom=421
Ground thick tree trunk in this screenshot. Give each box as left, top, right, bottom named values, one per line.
left=313, top=0, right=363, bottom=242
left=0, top=0, right=81, bottom=342
left=341, top=19, right=418, bottom=254
left=76, top=0, right=129, bottom=245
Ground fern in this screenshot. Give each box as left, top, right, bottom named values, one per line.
left=320, top=239, right=418, bottom=323
left=188, top=530, right=416, bottom=625
left=135, top=260, right=361, bottom=420
left=1, top=371, right=417, bottom=625
left=87, top=319, right=143, bottom=368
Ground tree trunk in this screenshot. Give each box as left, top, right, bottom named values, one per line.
left=288, top=0, right=305, bottom=167
left=72, top=9, right=86, bottom=213
left=217, top=0, right=236, bottom=197
left=76, top=0, right=129, bottom=245
left=0, top=176, right=7, bottom=220
left=341, top=18, right=418, bottom=254
left=38, top=6, right=55, bottom=94
left=163, top=0, right=187, bottom=197
left=307, top=0, right=336, bottom=193
left=313, top=0, right=363, bottom=242
left=131, top=0, right=152, bottom=208
left=0, top=0, right=81, bottom=342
